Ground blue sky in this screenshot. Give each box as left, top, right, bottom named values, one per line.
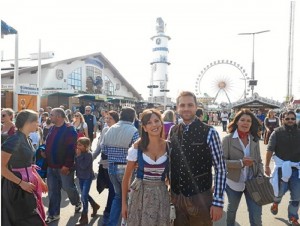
left=1, top=0, right=299, bottom=102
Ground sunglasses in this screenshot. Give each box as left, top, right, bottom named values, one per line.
left=85, top=109, right=91, bottom=112
left=285, top=118, right=296, bottom=121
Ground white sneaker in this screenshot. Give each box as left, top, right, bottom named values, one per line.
left=45, top=215, right=60, bottom=223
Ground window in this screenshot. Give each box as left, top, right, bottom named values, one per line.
left=86, top=66, right=102, bottom=77
left=103, top=75, right=114, bottom=95
left=67, top=67, right=82, bottom=90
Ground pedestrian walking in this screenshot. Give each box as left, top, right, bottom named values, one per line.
left=45, top=108, right=81, bottom=224
left=93, top=110, right=119, bottom=225
left=2, top=109, right=48, bottom=226
left=264, top=110, right=280, bottom=145
left=265, top=110, right=300, bottom=225
left=83, top=106, right=98, bottom=144
left=75, top=137, right=100, bottom=226
left=222, top=109, right=264, bottom=226
left=101, top=107, right=139, bottom=226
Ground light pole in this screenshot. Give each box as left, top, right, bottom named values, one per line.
left=238, top=30, right=270, bottom=96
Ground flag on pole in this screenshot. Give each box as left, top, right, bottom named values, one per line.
left=1, top=20, right=18, bottom=37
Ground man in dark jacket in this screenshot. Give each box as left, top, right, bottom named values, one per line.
left=45, top=108, right=81, bottom=224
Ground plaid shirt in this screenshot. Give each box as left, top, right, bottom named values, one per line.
left=102, top=131, right=140, bottom=163
left=207, top=127, right=227, bottom=207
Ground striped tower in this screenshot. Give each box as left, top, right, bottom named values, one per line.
left=149, top=17, right=171, bottom=108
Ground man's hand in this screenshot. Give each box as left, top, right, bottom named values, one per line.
left=61, top=166, right=70, bottom=175
left=265, top=166, right=271, bottom=176
left=210, top=205, right=223, bottom=222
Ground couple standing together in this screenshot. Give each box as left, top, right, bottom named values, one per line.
left=121, top=91, right=227, bottom=226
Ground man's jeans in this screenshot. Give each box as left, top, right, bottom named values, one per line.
left=274, top=168, right=300, bottom=219
left=47, top=168, right=80, bottom=216
left=107, top=163, right=126, bottom=226
left=226, top=185, right=262, bottom=226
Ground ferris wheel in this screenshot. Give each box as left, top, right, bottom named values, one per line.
left=195, top=60, right=250, bottom=104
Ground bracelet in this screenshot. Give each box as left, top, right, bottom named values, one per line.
left=17, top=178, right=22, bottom=185
left=265, top=166, right=270, bottom=168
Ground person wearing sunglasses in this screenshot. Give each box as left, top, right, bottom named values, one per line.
left=265, top=110, right=300, bottom=226
left=1, top=108, right=16, bottom=144
left=72, top=112, right=88, bottom=138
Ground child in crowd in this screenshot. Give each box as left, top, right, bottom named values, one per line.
left=75, top=137, right=100, bottom=226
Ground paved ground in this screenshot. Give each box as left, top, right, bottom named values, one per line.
left=43, top=125, right=293, bottom=226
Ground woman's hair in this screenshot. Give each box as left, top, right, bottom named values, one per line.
left=15, top=109, right=38, bottom=130
left=75, top=112, right=85, bottom=123
left=108, top=110, right=119, bottom=123
left=2, top=108, right=15, bottom=121
left=266, top=109, right=275, bottom=118
left=162, top=110, right=175, bottom=123
left=77, top=137, right=91, bottom=152
left=227, top=109, right=260, bottom=141
left=138, top=109, right=163, bottom=152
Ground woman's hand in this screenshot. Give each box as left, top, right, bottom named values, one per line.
left=19, top=181, right=36, bottom=193
left=242, top=156, right=254, bottom=167
left=121, top=204, right=128, bottom=220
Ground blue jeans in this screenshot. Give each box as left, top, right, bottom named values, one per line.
left=79, top=178, right=96, bottom=214
left=226, top=185, right=262, bottom=226
left=47, top=168, right=80, bottom=216
left=107, top=163, right=126, bottom=226
left=274, top=168, right=300, bottom=220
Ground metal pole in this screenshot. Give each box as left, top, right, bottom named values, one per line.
left=238, top=30, right=270, bottom=97
left=251, top=34, right=255, bottom=96
left=13, top=34, right=19, bottom=112
left=37, top=39, right=41, bottom=111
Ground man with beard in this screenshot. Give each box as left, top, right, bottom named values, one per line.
left=168, top=91, right=226, bottom=226
left=265, top=110, right=300, bottom=226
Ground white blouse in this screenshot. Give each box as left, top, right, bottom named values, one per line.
left=127, top=147, right=167, bottom=165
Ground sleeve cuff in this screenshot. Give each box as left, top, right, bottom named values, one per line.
left=212, top=197, right=224, bottom=208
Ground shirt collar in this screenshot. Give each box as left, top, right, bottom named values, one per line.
left=181, top=117, right=197, bottom=132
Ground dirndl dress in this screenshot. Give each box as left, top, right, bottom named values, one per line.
left=127, top=149, right=170, bottom=226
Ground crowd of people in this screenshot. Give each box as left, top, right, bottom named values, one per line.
left=1, top=91, right=300, bottom=226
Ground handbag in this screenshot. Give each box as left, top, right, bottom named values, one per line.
left=96, top=164, right=110, bottom=194
left=245, top=176, right=274, bottom=206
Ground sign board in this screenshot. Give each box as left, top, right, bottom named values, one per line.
left=1, top=84, right=14, bottom=90
left=16, top=85, right=39, bottom=95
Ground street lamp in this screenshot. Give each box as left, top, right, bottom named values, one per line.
left=238, top=30, right=270, bottom=96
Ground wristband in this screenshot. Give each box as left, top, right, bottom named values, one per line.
left=265, top=166, right=270, bottom=168
left=18, top=178, right=22, bottom=185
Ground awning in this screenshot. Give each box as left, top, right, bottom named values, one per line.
left=73, top=94, right=107, bottom=101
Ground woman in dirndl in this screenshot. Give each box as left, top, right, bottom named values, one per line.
left=1, top=109, right=48, bottom=226
left=121, top=108, right=170, bottom=226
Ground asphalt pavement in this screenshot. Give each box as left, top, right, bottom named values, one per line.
left=43, top=125, right=293, bottom=226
